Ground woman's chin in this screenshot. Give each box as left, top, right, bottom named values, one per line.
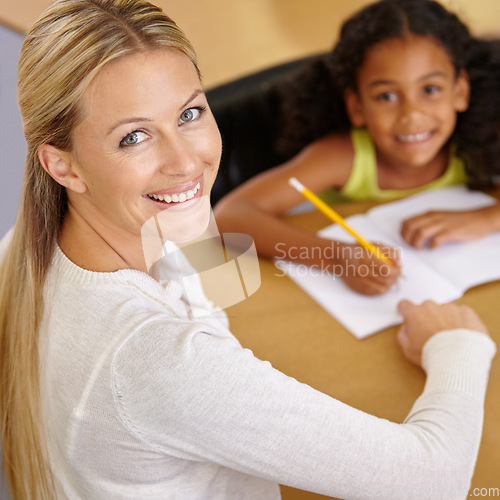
left=152, top=194, right=212, bottom=244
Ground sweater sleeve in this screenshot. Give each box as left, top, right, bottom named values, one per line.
left=112, top=323, right=495, bottom=499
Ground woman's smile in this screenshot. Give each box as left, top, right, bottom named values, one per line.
left=51, top=48, right=221, bottom=270
left=145, top=175, right=204, bottom=210
left=62, top=49, right=220, bottom=238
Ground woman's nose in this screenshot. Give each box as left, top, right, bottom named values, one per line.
left=158, top=134, right=197, bottom=176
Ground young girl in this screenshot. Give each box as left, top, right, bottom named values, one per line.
left=214, top=0, right=500, bottom=296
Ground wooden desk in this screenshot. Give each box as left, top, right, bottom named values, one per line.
left=224, top=193, right=500, bottom=500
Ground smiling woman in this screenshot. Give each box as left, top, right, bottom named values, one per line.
left=0, top=1, right=496, bottom=499
left=40, top=49, right=221, bottom=272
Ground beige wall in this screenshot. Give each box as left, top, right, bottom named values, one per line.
left=1, top=0, right=499, bottom=88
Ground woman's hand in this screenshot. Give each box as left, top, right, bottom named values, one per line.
left=397, top=299, right=489, bottom=367
left=335, top=242, right=401, bottom=295
left=401, top=205, right=500, bottom=249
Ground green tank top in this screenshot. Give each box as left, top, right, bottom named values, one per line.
left=339, top=128, right=467, bottom=201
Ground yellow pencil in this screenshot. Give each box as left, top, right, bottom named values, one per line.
left=288, top=177, right=393, bottom=265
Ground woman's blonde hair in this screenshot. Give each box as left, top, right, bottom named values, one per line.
left=0, top=1, right=198, bottom=497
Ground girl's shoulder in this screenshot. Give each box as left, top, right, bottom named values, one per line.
left=316, top=131, right=354, bottom=154
left=298, top=131, right=355, bottom=189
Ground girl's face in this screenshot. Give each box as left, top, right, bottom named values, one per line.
left=345, top=34, right=469, bottom=172
left=48, top=49, right=221, bottom=244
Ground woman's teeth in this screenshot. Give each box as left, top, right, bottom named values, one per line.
left=148, top=182, right=200, bottom=203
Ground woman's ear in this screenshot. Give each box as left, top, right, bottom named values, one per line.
left=344, top=88, right=366, bottom=127
left=454, top=69, right=470, bottom=112
left=38, top=145, right=87, bottom=194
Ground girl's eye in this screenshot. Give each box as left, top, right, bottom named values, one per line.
left=424, top=85, right=440, bottom=95
left=179, top=106, right=204, bottom=124
left=377, top=92, right=397, bottom=102
left=120, top=130, right=148, bottom=147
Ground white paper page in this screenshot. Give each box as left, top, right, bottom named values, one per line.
left=278, top=215, right=461, bottom=339
left=365, top=186, right=500, bottom=292
left=413, top=236, right=500, bottom=292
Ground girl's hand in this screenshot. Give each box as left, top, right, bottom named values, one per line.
left=335, top=243, right=401, bottom=295
left=401, top=206, right=500, bottom=249
left=397, top=300, right=489, bottom=367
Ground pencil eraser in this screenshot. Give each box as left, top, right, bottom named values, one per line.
left=289, top=177, right=304, bottom=192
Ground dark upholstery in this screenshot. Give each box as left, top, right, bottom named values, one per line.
left=206, top=55, right=322, bottom=203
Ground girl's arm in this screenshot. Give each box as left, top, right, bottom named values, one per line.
left=214, top=133, right=401, bottom=295
left=401, top=202, right=500, bottom=249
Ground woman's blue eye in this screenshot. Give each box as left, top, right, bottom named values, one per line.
left=120, top=131, right=147, bottom=147
left=179, top=107, right=203, bottom=124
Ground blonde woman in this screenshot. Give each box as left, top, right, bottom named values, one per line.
left=0, top=0, right=496, bottom=499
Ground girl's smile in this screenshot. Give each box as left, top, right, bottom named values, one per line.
left=346, top=33, right=470, bottom=176
left=396, top=131, right=432, bottom=144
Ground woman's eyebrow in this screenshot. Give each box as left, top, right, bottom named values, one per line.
left=106, top=89, right=205, bottom=136
left=178, top=88, right=204, bottom=111
left=107, top=117, right=153, bottom=135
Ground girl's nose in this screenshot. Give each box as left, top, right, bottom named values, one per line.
left=399, top=98, right=423, bottom=123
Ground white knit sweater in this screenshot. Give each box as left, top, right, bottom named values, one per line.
left=2, top=233, right=497, bottom=499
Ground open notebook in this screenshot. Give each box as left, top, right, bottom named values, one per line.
left=277, top=186, right=500, bottom=339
